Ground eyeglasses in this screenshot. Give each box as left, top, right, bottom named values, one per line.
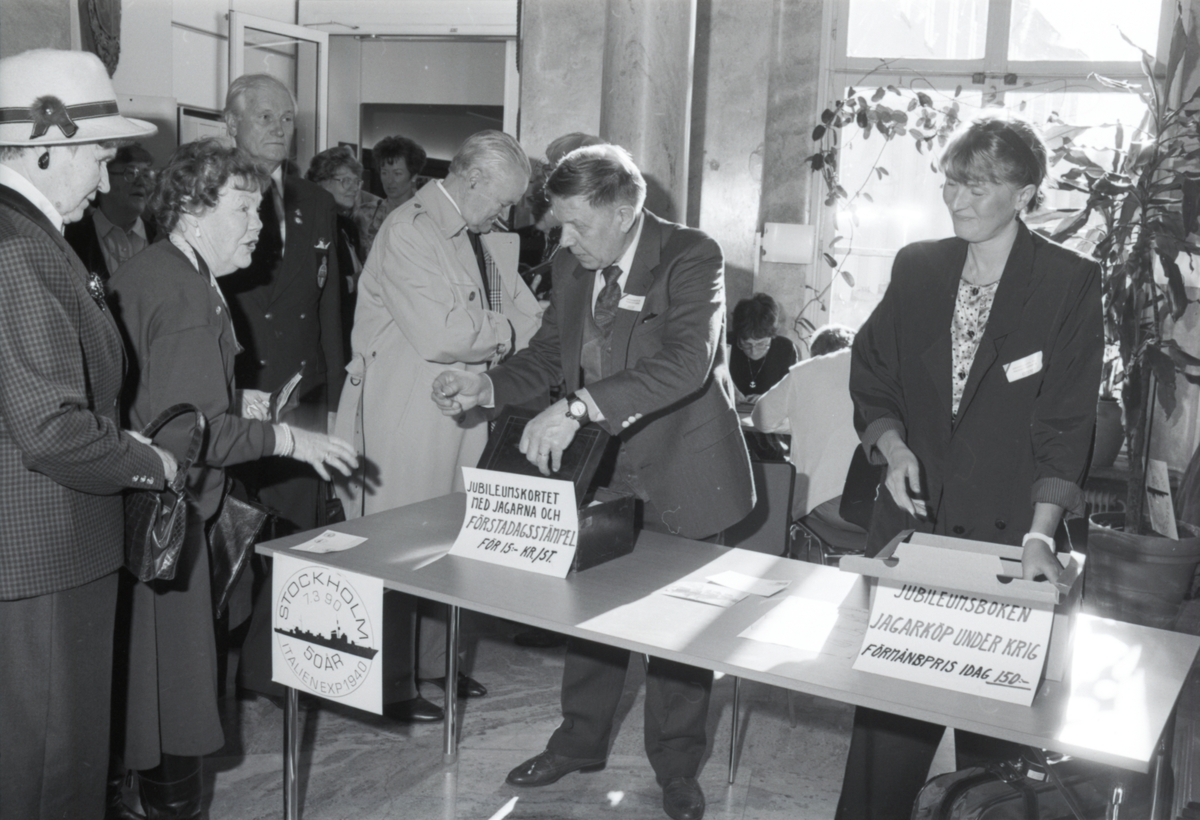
left=331, top=175, right=362, bottom=190
left=112, top=166, right=156, bottom=185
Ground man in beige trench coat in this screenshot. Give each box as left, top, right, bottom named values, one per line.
left=334, top=130, right=542, bottom=719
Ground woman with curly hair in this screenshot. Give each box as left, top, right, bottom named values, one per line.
left=107, top=139, right=357, bottom=819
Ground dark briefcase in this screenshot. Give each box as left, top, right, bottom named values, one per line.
left=476, top=406, right=636, bottom=572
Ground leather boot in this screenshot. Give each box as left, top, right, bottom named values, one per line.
left=106, top=768, right=146, bottom=820
left=137, top=754, right=203, bottom=820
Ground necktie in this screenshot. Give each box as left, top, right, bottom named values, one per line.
left=272, top=180, right=286, bottom=247
left=467, top=231, right=498, bottom=311
left=594, top=264, right=622, bottom=334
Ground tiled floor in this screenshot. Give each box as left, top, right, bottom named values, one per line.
left=199, top=616, right=953, bottom=820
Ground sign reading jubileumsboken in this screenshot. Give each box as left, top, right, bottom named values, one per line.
left=272, top=553, right=384, bottom=713
left=853, top=579, right=1054, bottom=706
left=450, top=466, right=579, bottom=577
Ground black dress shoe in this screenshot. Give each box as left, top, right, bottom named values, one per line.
left=514, top=628, right=567, bottom=648
left=505, top=750, right=606, bottom=787
left=383, top=696, right=445, bottom=723
left=421, top=672, right=487, bottom=698
left=661, top=776, right=705, bottom=820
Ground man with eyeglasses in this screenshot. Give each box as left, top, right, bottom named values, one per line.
left=64, top=142, right=158, bottom=281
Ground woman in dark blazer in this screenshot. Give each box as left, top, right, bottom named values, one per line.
left=108, top=139, right=357, bottom=820
left=836, top=118, right=1103, bottom=820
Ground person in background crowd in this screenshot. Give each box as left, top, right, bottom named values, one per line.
left=356, top=134, right=428, bottom=254
left=65, top=142, right=158, bottom=281
left=729, top=292, right=798, bottom=404
left=334, top=130, right=542, bottom=722
left=433, top=143, right=754, bottom=820
left=835, top=117, right=1102, bottom=820
left=308, top=146, right=367, bottom=354
left=752, top=324, right=858, bottom=521
left=0, top=48, right=176, bottom=820
left=107, top=138, right=357, bottom=820
left=218, top=73, right=345, bottom=700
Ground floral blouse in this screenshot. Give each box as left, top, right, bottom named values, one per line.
left=950, top=277, right=999, bottom=417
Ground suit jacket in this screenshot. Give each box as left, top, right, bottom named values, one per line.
left=64, top=210, right=158, bottom=282
left=109, top=240, right=278, bottom=521
left=851, top=221, right=1103, bottom=554
left=221, top=175, right=344, bottom=413
left=0, top=185, right=164, bottom=600
left=487, top=211, right=754, bottom=540
left=334, top=181, right=543, bottom=515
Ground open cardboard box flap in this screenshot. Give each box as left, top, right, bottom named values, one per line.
left=839, top=530, right=1083, bottom=609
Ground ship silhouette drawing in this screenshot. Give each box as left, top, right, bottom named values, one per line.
left=274, top=624, right=378, bottom=660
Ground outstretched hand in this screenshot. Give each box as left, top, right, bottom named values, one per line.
left=432, top=371, right=491, bottom=416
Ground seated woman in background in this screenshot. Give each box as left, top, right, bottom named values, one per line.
left=729, top=292, right=798, bottom=403
left=356, top=134, right=427, bottom=253
left=107, top=139, right=358, bottom=820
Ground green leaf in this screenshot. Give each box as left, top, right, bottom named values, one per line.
left=1146, top=345, right=1178, bottom=418
left=917, top=92, right=933, bottom=108
left=862, top=192, right=874, bottom=203
left=1157, top=249, right=1189, bottom=321
left=856, top=110, right=868, bottom=129
left=954, top=84, right=962, bottom=97
left=821, top=108, right=835, bottom=125
left=887, top=85, right=900, bottom=96
left=1166, top=339, right=1200, bottom=368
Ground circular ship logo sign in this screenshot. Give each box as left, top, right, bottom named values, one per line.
left=274, top=565, right=378, bottom=699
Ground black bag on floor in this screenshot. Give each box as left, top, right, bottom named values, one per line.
left=911, top=750, right=1146, bottom=820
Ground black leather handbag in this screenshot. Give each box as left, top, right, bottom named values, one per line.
left=123, top=403, right=206, bottom=583
left=208, top=477, right=270, bottom=616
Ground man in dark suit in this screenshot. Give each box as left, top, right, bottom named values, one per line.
left=220, top=73, right=344, bottom=697
left=64, top=142, right=157, bottom=281
left=0, top=48, right=177, bottom=820
left=434, top=144, right=754, bottom=820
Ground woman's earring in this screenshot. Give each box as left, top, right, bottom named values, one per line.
left=37, top=152, right=50, bottom=170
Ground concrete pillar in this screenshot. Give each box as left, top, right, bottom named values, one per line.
left=598, top=0, right=697, bottom=224
left=756, top=0, right=826, bottom=346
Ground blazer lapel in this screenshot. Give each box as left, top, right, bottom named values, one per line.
left=609, top=213, right=660, bottom=372
left=921, top=239, right=965, bottom=423
left=954, top=222, right=1039, bottom=426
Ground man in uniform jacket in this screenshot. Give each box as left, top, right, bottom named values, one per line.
left=220, top=73, right=344, bottom=697
left=64, top=142, right=157, bottom=281
left=0, top=49, right=176, bottom=820
left=434, top=144, right=754, bottom=820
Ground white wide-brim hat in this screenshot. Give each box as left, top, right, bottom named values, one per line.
left=0, top=49, right=156, bottom=147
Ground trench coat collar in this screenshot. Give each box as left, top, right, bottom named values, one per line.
left=926, top=219, right=1041, bottom=428
left=423, top=180, right=469, bottom=241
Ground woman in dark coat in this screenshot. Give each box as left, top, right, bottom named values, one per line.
left=108, top=139, right=357, bottom=820
left=835, top=118, right=1103, bottom=820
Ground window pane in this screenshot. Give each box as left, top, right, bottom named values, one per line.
left=847, top=0, right=989, bottom=61
left=1009, top=0, right=1161, bottom=62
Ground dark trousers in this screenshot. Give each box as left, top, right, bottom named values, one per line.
left=835, top=706, right=1025, bottom=820
left=0, top=572, right=118, bottom=820
left=546, top=637, right=713, bottom=781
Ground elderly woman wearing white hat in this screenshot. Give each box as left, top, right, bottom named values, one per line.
left=0, top=49, right=178, bottom=820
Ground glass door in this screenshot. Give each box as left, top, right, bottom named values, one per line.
left=229, top=12, right=329, bottom=174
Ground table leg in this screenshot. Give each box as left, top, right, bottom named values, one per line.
left=283, top=686, right=300, bottom=820
left=728, top=677, right=741, bottom=784
left=443, top=604, right=460, bottom=764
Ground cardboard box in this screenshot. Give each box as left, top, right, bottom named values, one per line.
left=477, top=407, right=636, bottom=572
left=840, top=531, right=1083, bottom=683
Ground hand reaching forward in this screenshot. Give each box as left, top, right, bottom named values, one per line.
left=288, top=428, right=359, bottom=481
left=432, top=371, right=491, bottom=416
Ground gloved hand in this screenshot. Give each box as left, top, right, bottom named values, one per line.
left=286, top=426, right=359, bottom=481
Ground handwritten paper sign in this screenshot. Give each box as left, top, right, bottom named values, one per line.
left=853, top=580, right=1054, bottom=706
left=272, top=553, right=384, bottom=713
left=450, top=466, right=580, bottom=577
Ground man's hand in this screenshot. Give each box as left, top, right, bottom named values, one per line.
left=519, top=399, right=580, bottom=475
left=432, top=371, right=491, bottom=415
left=877, top=429, right=926, bottom=518
left=241, top=389, right=271, bottom=421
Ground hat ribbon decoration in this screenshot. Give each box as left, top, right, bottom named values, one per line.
left=0, top=96, right=120, bottom=140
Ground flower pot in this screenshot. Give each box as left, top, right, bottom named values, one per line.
left=1084, top=511, right=1200, bottom=630
left=1092, top=397, right=1123, bottom=470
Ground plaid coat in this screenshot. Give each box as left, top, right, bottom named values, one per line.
left=0, top=185, right=165, bottom=600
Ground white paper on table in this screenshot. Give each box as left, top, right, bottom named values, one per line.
left=660, top=581, right=747, bottom=608
left=291, top=530, right=368, bottom=554
left=706, top=570, right=790, bottom=597
left=739, top=596, right=841, bottom=652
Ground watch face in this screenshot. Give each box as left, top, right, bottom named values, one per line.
left=569, top=399, right=587, bottom=418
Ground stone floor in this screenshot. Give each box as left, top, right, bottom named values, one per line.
left=198, top=616, right=955, bottom=820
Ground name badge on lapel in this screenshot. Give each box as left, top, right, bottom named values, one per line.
left=618, top=293, right=645, bottom=312
left=315, top=239, right=330, bottom=289
left=1003, top=351, right=1043, bottom=383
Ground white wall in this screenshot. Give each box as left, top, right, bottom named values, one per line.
left=359, top=40, right=506, bottom=106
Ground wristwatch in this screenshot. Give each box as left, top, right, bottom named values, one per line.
left=564, top=392, right=590, bottom=425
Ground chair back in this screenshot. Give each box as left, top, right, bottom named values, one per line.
left=725, top=459, right=796, bottom=555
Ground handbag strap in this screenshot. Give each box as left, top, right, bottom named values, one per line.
left=140, top=403, right=206, bottom=495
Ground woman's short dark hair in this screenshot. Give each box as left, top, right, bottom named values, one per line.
left=809, top=324, right=855, bottom=357
left=151, top=139, right=269, bottom=234
left=374, top=135, right=426, bottom=176
left=732, top=293, right=782, bottom=342
left=307, top=146, right=362, bottom=184
left=941, top=117, right=1048, bottom=212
